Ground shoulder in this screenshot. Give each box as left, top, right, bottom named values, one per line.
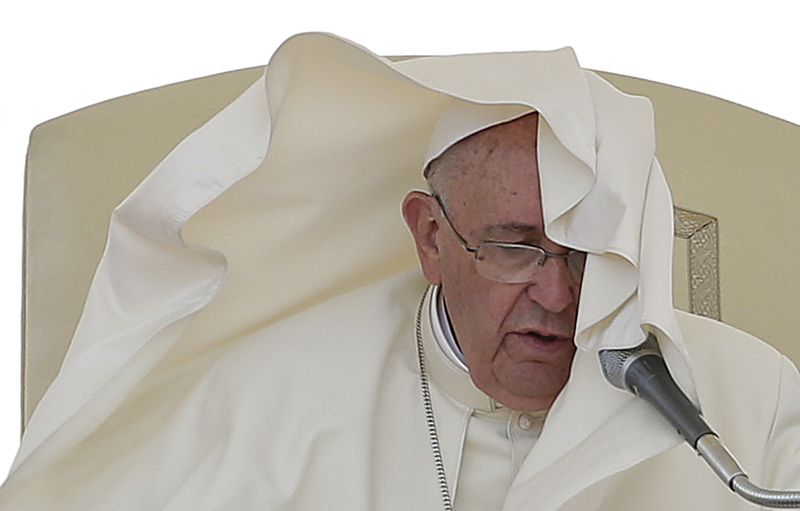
left=206, top=270, right=428, bottom=394
left=676, top=311, right=800, bottom=472
left=676, top=310, right=792, bottom=410
left=676, top=310, right=790, bottom=377
left=253, top=270, right=427, bottom=361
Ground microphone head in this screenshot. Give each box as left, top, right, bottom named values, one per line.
left=599, top=334, right=661, bottom=390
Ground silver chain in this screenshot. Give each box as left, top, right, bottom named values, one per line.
left=415, top=286, right=454, bottom=511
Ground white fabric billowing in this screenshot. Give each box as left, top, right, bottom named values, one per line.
left=1, top=32, right=797, bottom=509
left=394, top=44, right=693, bottom=395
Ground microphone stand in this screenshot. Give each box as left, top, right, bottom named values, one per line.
left=600, top=336, right=800, bottom=508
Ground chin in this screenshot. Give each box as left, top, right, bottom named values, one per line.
left=492, top=364, right=570, bottom=407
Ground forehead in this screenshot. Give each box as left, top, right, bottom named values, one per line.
left=448, top=115, right=543, bottom=237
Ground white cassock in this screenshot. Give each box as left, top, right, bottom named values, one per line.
left=1, top=33, right=798, bottom=510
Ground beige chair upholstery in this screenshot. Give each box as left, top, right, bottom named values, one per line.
left=23, top=65, right=800, bottom=430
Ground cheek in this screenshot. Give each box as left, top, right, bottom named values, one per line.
left=442, top=272, right=519, bottom=359
left=483, top=287, right=522, bottom=329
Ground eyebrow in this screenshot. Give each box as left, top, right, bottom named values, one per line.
left=481, top=222, right=543, bottom=239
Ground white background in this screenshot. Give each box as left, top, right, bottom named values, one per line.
left=1, top=0, right=797, bottom=479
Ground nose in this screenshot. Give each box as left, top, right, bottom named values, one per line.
left=525, top=256, right=578, bottom=313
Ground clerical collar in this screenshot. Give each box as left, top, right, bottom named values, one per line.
left=428, top=285, right=469, bottom=372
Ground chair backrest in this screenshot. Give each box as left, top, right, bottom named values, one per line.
left=22, top=65, right=800, bottom=429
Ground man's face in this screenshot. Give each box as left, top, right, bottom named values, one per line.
left=408, top=114, right=581, bottom=411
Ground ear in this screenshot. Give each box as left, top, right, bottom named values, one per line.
left=402, top=191, right=443, bottom=284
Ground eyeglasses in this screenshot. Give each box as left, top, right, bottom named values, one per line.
left=433, top=194, right=586, bottom=284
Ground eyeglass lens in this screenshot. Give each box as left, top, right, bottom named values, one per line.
left=475, top=244, right=585, bottom=284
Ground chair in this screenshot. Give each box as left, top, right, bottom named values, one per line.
left=22, top=64, right=800, bottom=431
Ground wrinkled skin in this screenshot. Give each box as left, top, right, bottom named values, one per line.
left=403, top=113, right=581, bottom=411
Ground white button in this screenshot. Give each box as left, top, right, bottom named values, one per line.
left=517, top=413, right=535, bottom=431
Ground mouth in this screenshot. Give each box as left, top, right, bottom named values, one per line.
left=513, top=329, right=570, bottom=343
left=503, top=329, right=573, bottom=357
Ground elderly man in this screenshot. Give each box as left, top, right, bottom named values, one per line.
left=403, top=112, right=581, bottom=414
left=1, top=33, right=799, bottom=510
left=400, top=112, right=583, bottom=508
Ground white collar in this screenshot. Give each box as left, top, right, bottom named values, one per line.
left=429, top=284, right=468, bottom=372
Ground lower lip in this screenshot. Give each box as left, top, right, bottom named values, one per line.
left=505, top=332, right=571, bottom=355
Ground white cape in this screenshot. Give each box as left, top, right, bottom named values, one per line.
left=1, top=32, right=798, bottom=510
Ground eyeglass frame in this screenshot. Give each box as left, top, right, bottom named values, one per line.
left=430, top=193, right=585, bottom=284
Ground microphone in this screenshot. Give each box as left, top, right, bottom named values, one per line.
left=599, top=335, right=800, bottom=508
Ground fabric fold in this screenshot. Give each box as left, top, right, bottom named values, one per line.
left=10, top=78, right=271, bottom=477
